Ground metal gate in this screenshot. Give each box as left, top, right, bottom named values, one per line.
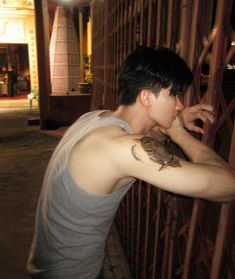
left=91, top=0, right=235, bottom=278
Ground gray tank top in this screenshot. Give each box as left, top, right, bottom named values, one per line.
left=27, top=110, right=134, bottom=279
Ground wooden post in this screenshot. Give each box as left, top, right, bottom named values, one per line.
left=34, top=0, right=51, bottom=129
left=79, top=8, right=84, bottom=82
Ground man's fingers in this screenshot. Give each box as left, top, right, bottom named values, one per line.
left=193, top=127, right=204, bottom=134
left=195, top=111, right=215, bottom=124
left=198, top=103, right=214, bottom=113
left=187, top=123, right=204, bottom=134
left=186, top=104, right=214, bottom=114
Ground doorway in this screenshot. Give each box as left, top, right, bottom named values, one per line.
left=0, top=43, right=32, bottom=108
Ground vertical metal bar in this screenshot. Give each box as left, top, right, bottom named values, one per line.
left=103, top=0, right=108, bottom=107
left=151, top=189, right=162, bottom=279
left=178, top=0, right=192, bottom=59
left=184, top=0, right=200, bottom=107
left=135, top=180, right=142, bottom=278
left=161, top=196, right=171, bottom=278
left=133, top=0, right=138, bottom=48
left=204, top=0, right=232, bottom=147
left=182, top=199, right=204, bottom=279
left=126, top=190, right=131, bottom=254
left=123, top=0, right=128, bottom=58
left=131, top=184, right=136, bottom=269
left=179, top=2, right=204, bottom=277
left=167, top=198, right=178, bottom=279
left=210, top=122, right=235, bottom=278
left=166, top=0, right=174, bottom=48
left=122, top=196, right=127, bottom=248
left=229, top=125, right=235, bottom=171
left=119, top=201, right=124, bottom=240
left=146, top=0, right=152, bottom=47
left=155, top=0, right=162, bottom=47
left=113, top=0, right=118, bottom=109
left=139, top=0, right=144, bottom=45
left=210, top=204, right=232, bottom=279
left=116, top=0, right=120, bottom=67
left=143, top=184, right=151, bottom=279
left=128, top=0, right=133, bottom=53
left=119, top=0, right=124, bottom=65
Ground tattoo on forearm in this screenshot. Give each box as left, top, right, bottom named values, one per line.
left=132, top=136, right=181, bottom=171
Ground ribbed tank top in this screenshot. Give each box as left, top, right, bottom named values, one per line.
left=27, top=110, right=134, bottom=279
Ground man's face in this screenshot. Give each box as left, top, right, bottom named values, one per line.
left=150, top=87, right=184, bottom=129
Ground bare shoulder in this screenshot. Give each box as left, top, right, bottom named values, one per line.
left=67, top=125, right=133, bottom=195
left=72, top=124, right=129, bottom=152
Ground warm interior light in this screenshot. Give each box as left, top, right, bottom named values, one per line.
left=87, top=18, right=92, bottom=56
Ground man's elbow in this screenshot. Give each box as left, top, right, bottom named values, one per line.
left=203, top=171, right=235, bottom=203
left=209, top=180, right=235, bottom=202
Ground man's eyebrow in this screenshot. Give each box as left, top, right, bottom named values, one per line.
left=133, top=136, right=181, bottom=171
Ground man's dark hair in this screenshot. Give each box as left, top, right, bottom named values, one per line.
left=118, top=46, right=193, bottom=105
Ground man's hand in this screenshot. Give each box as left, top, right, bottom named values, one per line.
left=179, top=104, right=215, bottom=134
left=150, top=104, right=215, bottom=139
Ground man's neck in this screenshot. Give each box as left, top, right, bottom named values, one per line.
left=111, top=105, right=154, bottom=134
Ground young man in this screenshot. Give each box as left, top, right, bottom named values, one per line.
left=27, top=47, right=235, bottom=279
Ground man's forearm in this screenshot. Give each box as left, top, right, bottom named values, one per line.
left=170, top=128, right=228, bottom=168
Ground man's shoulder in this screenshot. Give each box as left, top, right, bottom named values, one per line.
left=83, top=124, right=131, bottom=143
left=70, top=124, right=129, bottom=153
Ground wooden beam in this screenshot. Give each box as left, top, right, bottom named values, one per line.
left=34, top=0, right=51, bottom=129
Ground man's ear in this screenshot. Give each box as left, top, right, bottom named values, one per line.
left=139, top=90, right=152, bottom=107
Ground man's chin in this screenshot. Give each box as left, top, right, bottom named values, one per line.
left=163, top=123, right=172, bottom=130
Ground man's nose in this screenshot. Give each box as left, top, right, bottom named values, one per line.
left=176, top=96, right=184, bottom=111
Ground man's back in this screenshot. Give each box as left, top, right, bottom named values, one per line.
left=27, top=111, right=135, bottom=279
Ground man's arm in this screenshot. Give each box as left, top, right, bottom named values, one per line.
left=114, top=120, right=235, bottom=202
left=165, top=117, right=229, bottom=168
